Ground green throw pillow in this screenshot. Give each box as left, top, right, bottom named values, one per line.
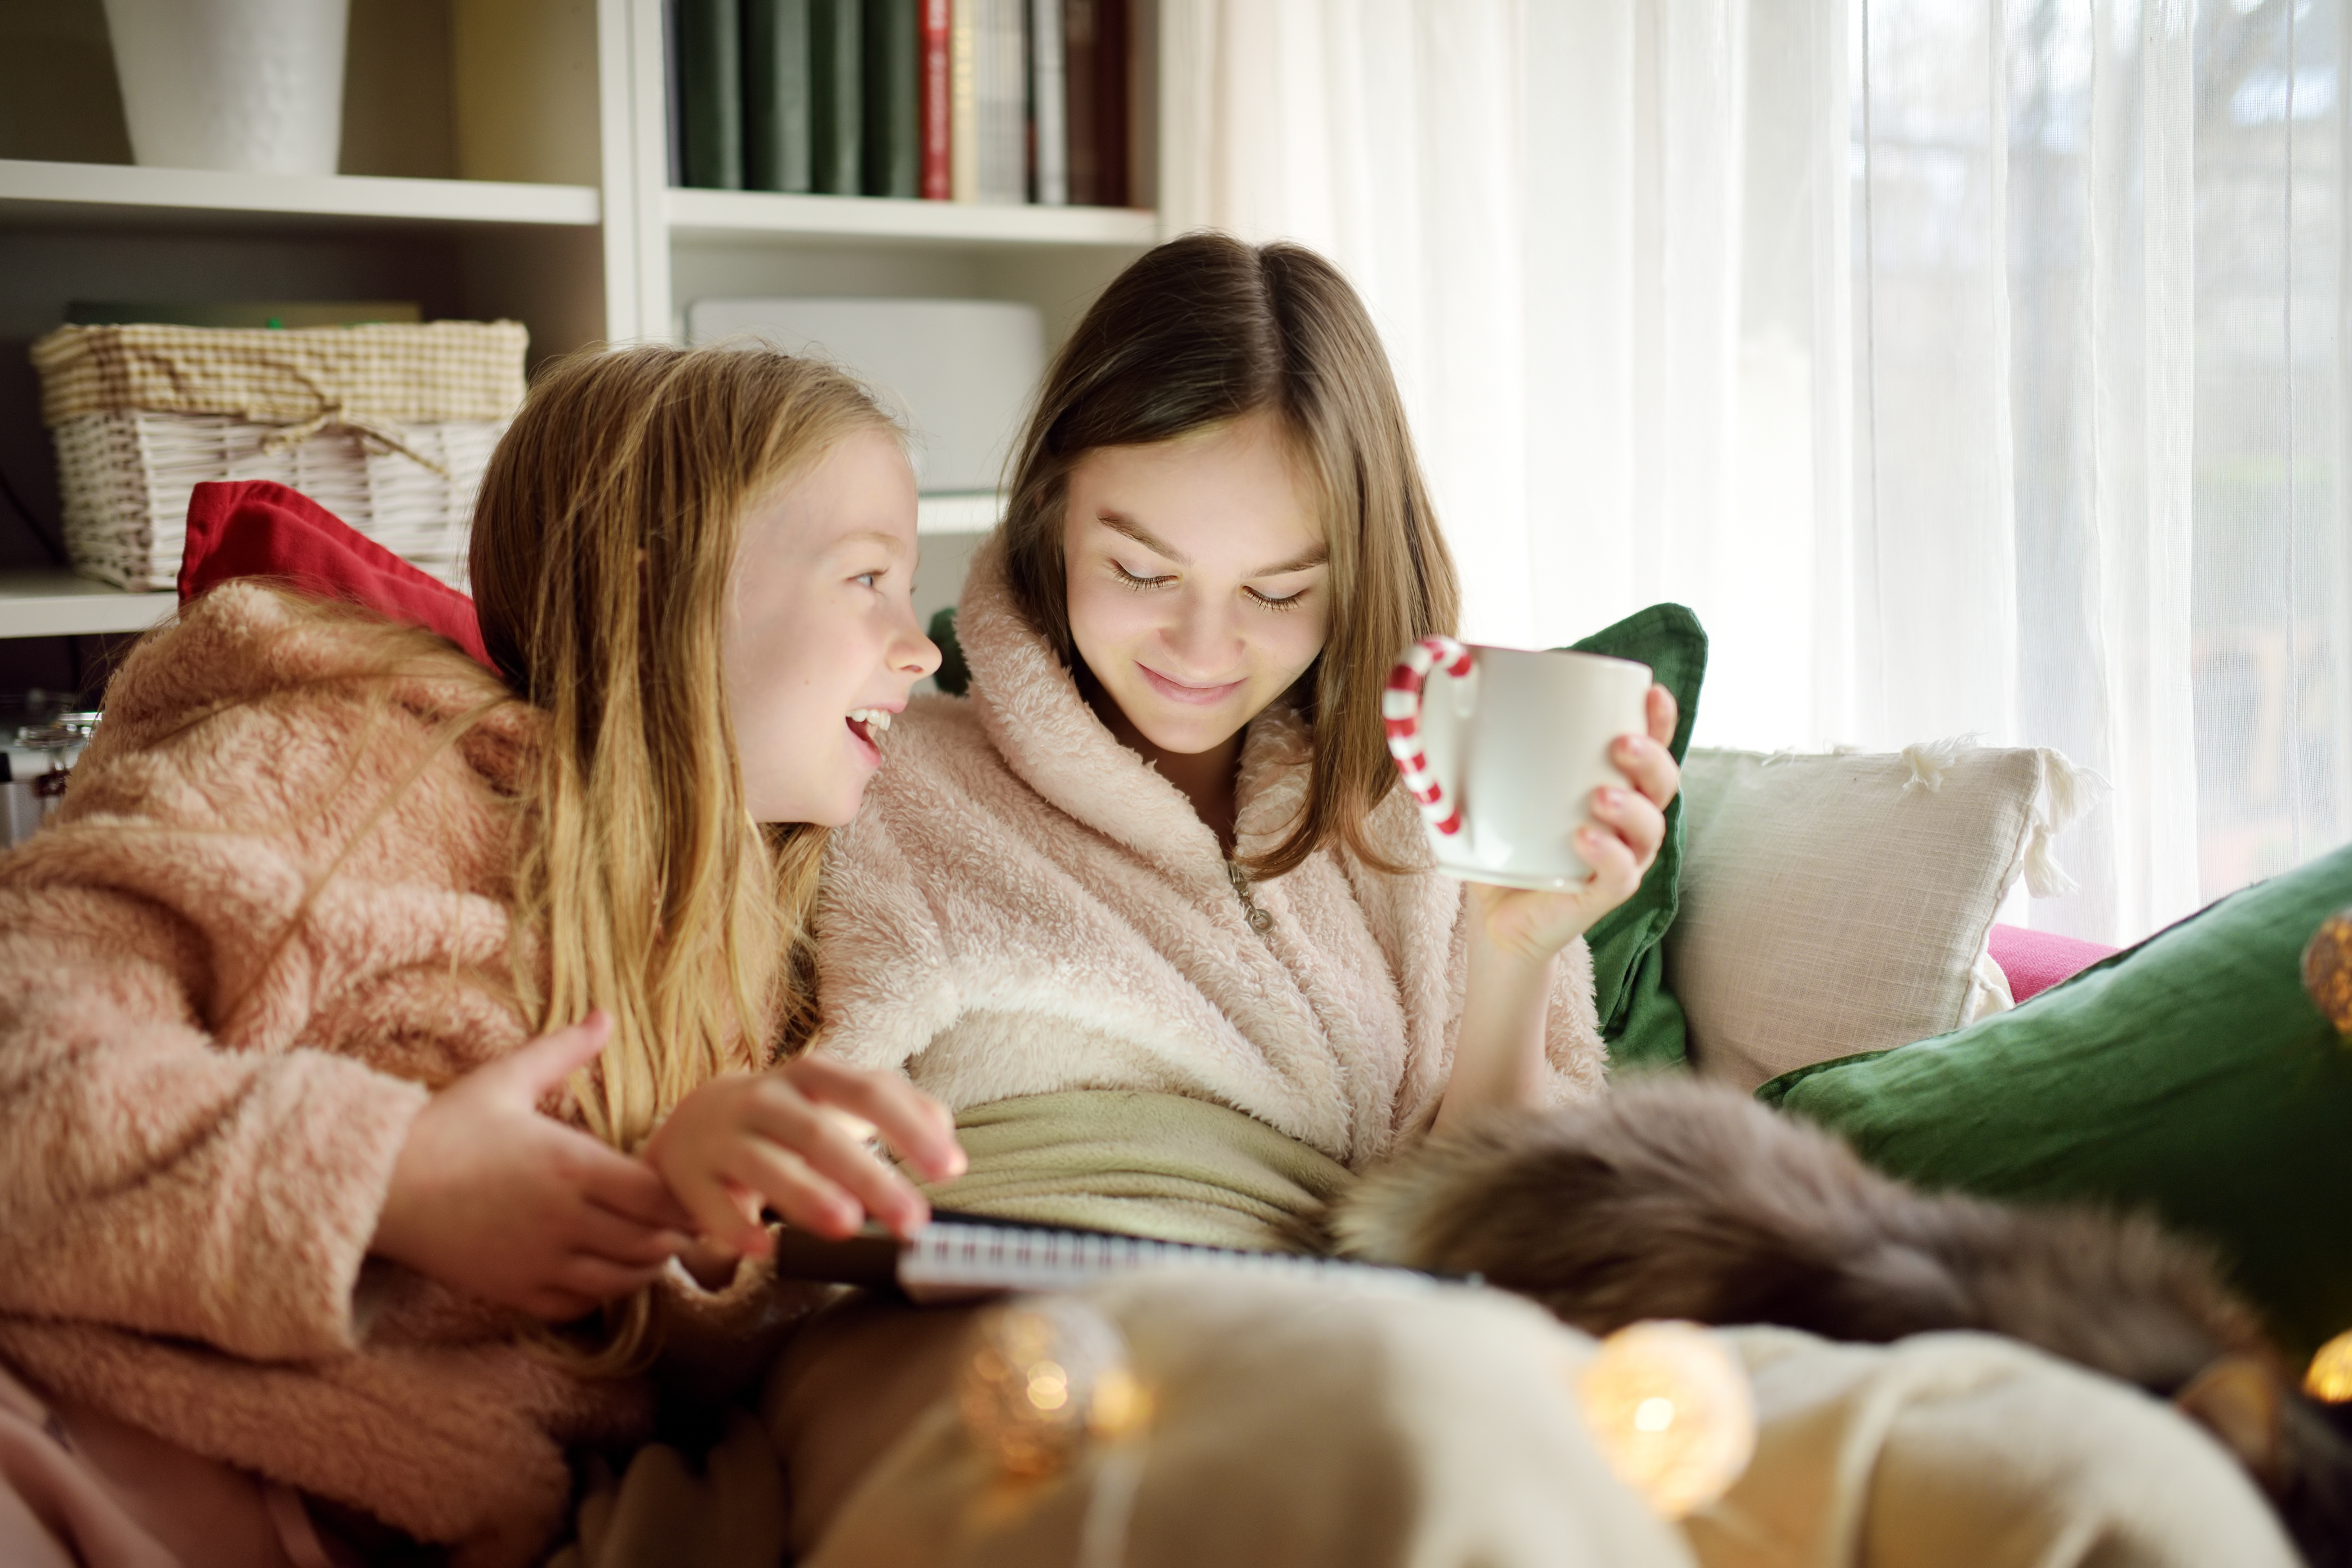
left=1563, top=605, right=1706, bottom=1074
left=928, top=603, right=1708, bottom=1072
left=1759, top=841, right=2352, bottom=1357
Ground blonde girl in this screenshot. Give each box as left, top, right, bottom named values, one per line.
left=0, top=344, right=962, bottom=1568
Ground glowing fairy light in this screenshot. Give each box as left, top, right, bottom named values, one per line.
left=1577, top=1320, right=1758, bottom=1520
left=958, top=1298, right=1146, bottom=1477
left=2307, top=1330, right=2352, bottom=1403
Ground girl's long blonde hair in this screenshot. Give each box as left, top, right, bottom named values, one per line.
left=470, top=343, right=899, bottom=1150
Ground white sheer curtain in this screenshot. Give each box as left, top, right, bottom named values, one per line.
left=1157, top=0, right=2350, bottom=943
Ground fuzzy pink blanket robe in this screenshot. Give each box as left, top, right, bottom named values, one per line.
left=815, top=537, right=1608, bottom=1173
left=0, top=586, right=780, bottom=1568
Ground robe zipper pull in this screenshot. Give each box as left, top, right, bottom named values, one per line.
left=1226, top=859, right=1275, bottom=934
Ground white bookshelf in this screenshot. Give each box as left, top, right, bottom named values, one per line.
left=0, top=490, right=1002, bottom=639
left=667, top=187, right=1157, bottom=249
left=0, top=574, right=174, bottom=640
left=0, top=0, right=1159, bottom=647
left=0, top=159, right=600, bottom=231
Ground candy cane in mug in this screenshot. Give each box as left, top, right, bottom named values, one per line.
left=1383, top=636, right=1475, bottom=837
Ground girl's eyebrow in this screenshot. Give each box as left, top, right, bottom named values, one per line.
left=1254, top=545, right=1329, bottom=575
left=1095, top=513, right=1328, bottom=576
left=1097, top=512, right=1187, bottom=562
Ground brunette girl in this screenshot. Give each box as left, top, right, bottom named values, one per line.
left=0, top=344, right=964, bottom=1567
left=762, top=232, right=1682, bottom=1556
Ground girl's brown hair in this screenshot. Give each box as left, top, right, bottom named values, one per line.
left=999, top=232, right=1461, bottom=878
left=471, top=342, right=898, bottom=1151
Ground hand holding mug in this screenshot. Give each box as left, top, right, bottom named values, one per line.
left=1470, top=683, right=1679, bottom=963
left=1385, top=639, right=1680, bottom=963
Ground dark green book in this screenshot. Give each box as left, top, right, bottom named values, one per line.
left=677, top=0, right=744, bottom=188
left=743, top=0, right=813, bottom=192
left=862, top=0, right=920, bottom=198
left=810, top=0, right=862, bottom=195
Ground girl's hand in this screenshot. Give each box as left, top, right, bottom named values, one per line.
left=644, top=1054, right=966, bottom=1262
left=371, top=1012, right=697, bottom=1321
left=1471, top=683, right=1681, bottom=962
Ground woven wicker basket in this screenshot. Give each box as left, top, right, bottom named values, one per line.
left=31, top=321, right=527, bottom=593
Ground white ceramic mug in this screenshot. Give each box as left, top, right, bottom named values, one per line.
left=1384, top=638, right=1652, bottom=890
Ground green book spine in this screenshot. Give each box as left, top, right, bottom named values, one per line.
left=743, top=0, right=814, bottom=191
left=862, top=0, right=920, bottom=198
left=678, top=0, right=744, bottom=189
left=811, top=0, right=863, bottom=195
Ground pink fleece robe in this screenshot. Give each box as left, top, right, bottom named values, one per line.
left=0, top=585, right=788, bottom=1568
left=815, top=537, right=1608, bottom=1171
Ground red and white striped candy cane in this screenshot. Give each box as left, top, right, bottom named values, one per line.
left=1384, top=636, right=1475, bottom=836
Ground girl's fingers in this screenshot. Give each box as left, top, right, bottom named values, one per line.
left=569, top=1201, right=693, bottom=1268
left=1609, top=733, right=1681, bottom=811
left=722, top=1139, right=870, bottom=1240
left=573, top=1138, right=699, bottom=1232
left=1576, top=825, right=1643, bottom=904
left=1645, top=684, right=1679, bottom=748
left=667, top=1165, right=769, bottom=1257
left=786, top=1055, right=967, bottom=1183
left=738, top=1080, right=935, bottom=1234
left=1591, top=785, right=1667, bottom=866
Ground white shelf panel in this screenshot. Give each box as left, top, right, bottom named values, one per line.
left=918, top=493, right=1002, bottom=535
left=0, top=572, right=175, bottom=639
left=668, top=188, right=1158, bottom=248
left=0, top=159, right=600, bottom=231
left=0, top=500, right=993, bottom=639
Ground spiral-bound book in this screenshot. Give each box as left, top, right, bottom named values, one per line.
left=768, top=1210, right=1440, bottom=1302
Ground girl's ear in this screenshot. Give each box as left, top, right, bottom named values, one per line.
left=2175, top=1354, right=2288, bottom=1488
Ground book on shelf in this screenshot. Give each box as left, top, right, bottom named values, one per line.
left=920, top=0, right=952, bottom=199
left=975, top=0, right=1028, bottom=204
left=948, top=0, right=978, bottom=200
left=809, top=0, right=862, bottom=195
left=767, top=1210, right=1446, bottom=1303
left=743, top=0, right=814, bottom=193
left=864, top=0, right=921, bottom=198
left=679, top=0, right=745, bottom=190
left=665, top=0, right=689, bottom=187
left=1028, top=0, right=1067, bottom=205
left=672, top=0, right=1132, bottom=206
left=1063, top=0, right=1128, bottom=207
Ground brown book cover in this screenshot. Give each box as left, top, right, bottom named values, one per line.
left=1064, top=0, right=1128, bottom=206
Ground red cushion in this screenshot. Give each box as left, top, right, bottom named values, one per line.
left=177, top=481, right=490, bottom=668
left=1988, top=922, right=2120, bottom=1003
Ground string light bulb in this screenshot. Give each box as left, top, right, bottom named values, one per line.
left=958, top=1296, right=1144, bottom=1477
left=2307, top=1330, right=2352, bottom=1403
left=2305, top=908, right=2352, bottom=1037
left=1576, top=1320, right=1758, bottom=1519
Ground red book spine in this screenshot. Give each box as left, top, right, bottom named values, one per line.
left=920, top=0, right=952, bottom=199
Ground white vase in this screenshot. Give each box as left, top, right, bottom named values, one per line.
left=103, top=0, right=351, bottom=176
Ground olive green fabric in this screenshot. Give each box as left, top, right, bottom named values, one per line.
left=1564, top=603, right=1707, bottom=1074
left=1759, top=841, right=2352, bottom=1357
left=918, top=1089, right=1352, bottom=1254
left=926, top=602, right=1708, bottom=1072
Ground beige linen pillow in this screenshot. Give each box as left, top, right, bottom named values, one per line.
left=1666, top=742, right=2082, bottom=1091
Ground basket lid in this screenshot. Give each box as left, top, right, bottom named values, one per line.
left=29, top=320, right=529, bottom=429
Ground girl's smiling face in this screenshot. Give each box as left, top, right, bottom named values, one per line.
left=725, top=427, right=941, bottom=825
left=1062, top=412, right=1332, bottom=760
